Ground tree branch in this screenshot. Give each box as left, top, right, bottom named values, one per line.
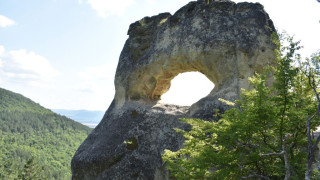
left=258, top=134, right=290, bottom=180
left=259, top=151, right=284, bottom=156
left=237, top=164, right=270, bottom=180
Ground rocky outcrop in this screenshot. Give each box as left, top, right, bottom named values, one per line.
left=72, top=0, right=277, bottom=179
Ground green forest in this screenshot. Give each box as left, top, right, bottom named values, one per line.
left=0, top=88, right=91, bottom=179
left=163, top=34, right=320, bottom=179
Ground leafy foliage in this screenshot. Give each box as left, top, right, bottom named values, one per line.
left=303, top=50, right=320, bottom=180
left=162, top=34, right=320, bottom=179
left=0, top=88, right=91, bottom=179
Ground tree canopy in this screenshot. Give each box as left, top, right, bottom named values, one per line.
left=0, top=88, right=91, bottom=179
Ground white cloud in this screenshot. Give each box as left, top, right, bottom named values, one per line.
left=0, top=15, right=15, bottom=27
left=85, top=0, right=136, bottom=18
left=0, top=46, right=4, bottom=68
left=0, top=46, right=59, bottom=87
left=79, top=64, right=113, bottom=80
left=76, top=63, right=116, bottom=93
left=81, top=0, right=162, bottom=18
left=74, top=63, right=117, bottom=110
left=145, top=0, right=155, bottom=4
left=0, top=46, right=4, bottom=55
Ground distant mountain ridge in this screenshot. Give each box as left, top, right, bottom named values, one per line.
left=0, top=87, right=91, bottom=179
left=52, top=109, right=104, bottom=128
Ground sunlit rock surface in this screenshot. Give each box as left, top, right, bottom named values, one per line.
left=72, top=0, right=276, bottom=179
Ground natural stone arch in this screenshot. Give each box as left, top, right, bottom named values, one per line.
left=115, top=7, right=275, bottom=116
left=126, top=57, right=219, bottom=102
left=72, top=0, right=277, bottom=179
left=114, top=0, right=276, bottom=115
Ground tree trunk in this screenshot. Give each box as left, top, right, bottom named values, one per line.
left=283, top=134, right=290, bottom=180
left=306, top=115, right=313, bottom=180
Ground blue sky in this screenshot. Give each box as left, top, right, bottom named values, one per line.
left=0, top=0, right=319, bottom=111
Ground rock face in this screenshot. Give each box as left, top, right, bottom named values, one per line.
left=71, top=0, right=276, bottom=179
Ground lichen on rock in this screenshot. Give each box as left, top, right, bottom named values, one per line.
left=71, top=0, right=277, bottom=179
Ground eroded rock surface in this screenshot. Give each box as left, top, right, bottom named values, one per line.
left=72, top=0, right=276, bottom=179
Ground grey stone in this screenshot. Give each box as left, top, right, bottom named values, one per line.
left=71, top=0, right=276, bottom=179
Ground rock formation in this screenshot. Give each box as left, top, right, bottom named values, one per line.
left=72, top=0, right=276, bottom=179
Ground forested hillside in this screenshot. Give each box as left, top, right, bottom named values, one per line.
left=0, top=88, right=91, bottom=179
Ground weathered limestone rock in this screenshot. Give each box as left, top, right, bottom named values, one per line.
left=72, top=0, right=277, bottom=179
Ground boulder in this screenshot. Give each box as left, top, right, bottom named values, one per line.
left=72, top=0, right=276, bottom=179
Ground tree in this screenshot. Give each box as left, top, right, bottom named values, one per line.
left=303, top=50, right=320, bottom=179
left=18, top=157, right=44, bottom=180
left=162, top=34, right=320, bottom=179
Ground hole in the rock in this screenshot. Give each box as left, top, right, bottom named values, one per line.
left=159, top=72, right=214, bottom=106
left=125, top=137, right=138, bottom=150
left=131, top=110, right=139, bottom=118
